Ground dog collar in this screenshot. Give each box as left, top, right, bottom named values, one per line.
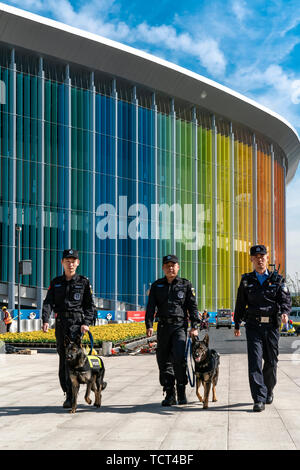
left=196, top=350, right=212, bottom=370
left=70, top=360, right=90, bottom=373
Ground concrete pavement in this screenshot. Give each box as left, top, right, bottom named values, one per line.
left=1, top=349, right=300, bottom=451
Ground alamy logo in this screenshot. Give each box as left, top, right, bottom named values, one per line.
left=96, top=196, right=207, bottom=250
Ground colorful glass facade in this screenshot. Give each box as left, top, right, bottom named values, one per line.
left=0, top=46, right=287, bottom=311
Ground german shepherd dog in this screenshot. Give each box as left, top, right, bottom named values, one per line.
left=192, top=333, right=220, bottom=409
left=64, top=335, right=106, bottom=414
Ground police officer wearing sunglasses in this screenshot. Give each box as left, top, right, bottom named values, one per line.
left=42, top=249, right=95, bottom=408
left=145, top=255, right=199, bottom=406
left=234, top=245, right=291, bottom=412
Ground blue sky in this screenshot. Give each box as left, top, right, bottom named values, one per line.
left=4, top=0, right=300, bottom=278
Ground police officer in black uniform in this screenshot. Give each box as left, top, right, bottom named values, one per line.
left=234, top=245, right=291, bottom=412
left=42, top=249, right=95, bottom=408
left=145, top=255, right=199, bottom=406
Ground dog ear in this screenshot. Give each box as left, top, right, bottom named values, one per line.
left=75, top=335, right=82, bottom=347
left=203, top=333, right=209, bottom=346
left=64, top=336, right=71, bottom=347
left=191, top=334, right=198, bottom=343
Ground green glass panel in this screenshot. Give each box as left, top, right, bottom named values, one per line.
left=43, top=79, right=52, bottom=286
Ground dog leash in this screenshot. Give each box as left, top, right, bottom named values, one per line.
left=185, top=337, right=195, bottom=388
left=81, top=330, right=94, bottom=355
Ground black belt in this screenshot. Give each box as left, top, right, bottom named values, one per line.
left=246, top=315, right=276, bottom=326
left=158, top=317, right=185, bottom=325
left=56, top=312, right=83, bottom=319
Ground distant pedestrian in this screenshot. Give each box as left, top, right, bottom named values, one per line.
left=2, top=306, right=12, bottom=333
left=200, top=309, right=209, bottom=331
left=234, top=245, right=291, bottom=412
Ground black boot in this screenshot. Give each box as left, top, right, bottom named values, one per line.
left=161, top=387, right=177, bottom=406
left=63, top=392, right=72, bottom=408
left=176, top=384, right=187, bottom=405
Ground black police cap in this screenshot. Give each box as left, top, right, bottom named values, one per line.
left=163, top=254, right=179, bottom=264
left=62, top=249, right=79, bottom=259
left=250, top=245, right=267, bottom=256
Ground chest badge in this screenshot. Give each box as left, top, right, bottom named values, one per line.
left=74, top=293, right=81, bottom=301
left=177, top=291, right=184, bottom=299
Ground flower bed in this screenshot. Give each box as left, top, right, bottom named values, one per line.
left=0, top=322, right=157, bottom=347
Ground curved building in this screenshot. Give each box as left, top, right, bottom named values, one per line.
left=0, top=4, right=299, bottom=312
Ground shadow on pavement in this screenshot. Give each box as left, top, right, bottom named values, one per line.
left=0, top=401, right=253, bottom=416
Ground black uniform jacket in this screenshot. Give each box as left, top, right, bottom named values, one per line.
left=145, top=276, right=199, bottom=329
left=234, top=270, right=291, bottom=329
left=42, top=273, right=95, bottom=326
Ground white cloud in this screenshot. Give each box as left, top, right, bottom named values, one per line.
left=231, top=0, right=251, bottom=22
left=134, top=23, right=226, bottom=76
left=291, top=80, right=300, bottom=105
left=286, top=170, right=300, bottom=277
left=224, top=64, right=300, bottom=129
left=262, top=65, right=300, bottom=106
left=196, top=38, right=226, bottom=77
left=287, top=230, right=300, bottom=277
left=9, top=0, right=44, bottom=8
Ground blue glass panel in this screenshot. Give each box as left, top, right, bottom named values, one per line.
left=95, top=93, right=116, bottom=301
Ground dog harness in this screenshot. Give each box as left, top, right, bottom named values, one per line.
left=87, top=355, right=103, bottom=370
left=70, top=355, right=104, bottom=373
left=71, top=331, right=104, bottom=372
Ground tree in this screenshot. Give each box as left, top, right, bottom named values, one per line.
left=286, top=273, right=300, bottom=307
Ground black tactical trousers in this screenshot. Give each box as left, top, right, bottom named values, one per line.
left=156, top=321, right=188, bottom=389
left=55, top=316, right=82, bottom=396
left=245, top=323, right=280, bottom=403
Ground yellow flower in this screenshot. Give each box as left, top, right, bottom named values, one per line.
left=0, top=322, right=157, bottom=346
